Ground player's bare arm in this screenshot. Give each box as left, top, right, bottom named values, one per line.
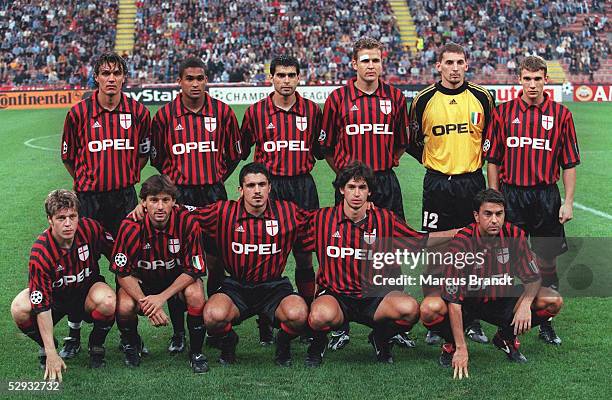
left=37, top=310, right=66, bottom=382
left=487, top=163, right=500, bottom=190
left=448, top=303, right=468, bottom=379
left=512, top=278, right=541, bottom=335
left=559, top=167, right=576, bottom=224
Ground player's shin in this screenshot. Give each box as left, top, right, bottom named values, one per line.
left=187, top=306, right=205, bottom=355
left=17, top=317, right=44, bottom=347
left=89, top=309, right=114, bottom=347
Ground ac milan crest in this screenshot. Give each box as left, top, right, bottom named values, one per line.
left=541, top=115, right=554, bottom=130
left=119, top=113, right=132, bottom=129
left=379, top=99, right=392, bottom=115
left=78, top=244, right=90, bottom=262
left=265, top=220, right=279, bottom=236
left=363, top=229, right=377, bottom=245
left=296, top=116, right=308, bottom=131
left=204, top=117, right=217, bottom=132
left=168, top=238, right=180, bottom=254
left=496, top=247, right=510, bottom=264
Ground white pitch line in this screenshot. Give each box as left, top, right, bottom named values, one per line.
left=573, top=202, right=612, bottom=220
left=23, top=134, right=58, bottom=152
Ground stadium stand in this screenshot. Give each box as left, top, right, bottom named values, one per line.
left=0, top=1, right=117, bottom=88
left=0, top=0, right=609, bottom=86
left=407, top=0, right=610, bottom=83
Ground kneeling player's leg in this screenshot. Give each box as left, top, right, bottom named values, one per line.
left=374, top=291, right=420, bottom=338
left=532, top=286, right=563, bottom=324
left=276, top=295, right=308, bottom=335
left=84, top=282, right=115, bottom=367
left=305, top=295, right=342, bottom=367
left=116, top=287, right=142, bottom=366
left=420, top=296, right=450, bottom=339
left=368, top=292, right=418, bottom=363
left=203, top=293, right=240, bottom=365
left=182, top=279, right=209, bottom=372
left=294, top=252, right=315, bottom=306
left=12, top=288, right=44, bottom=347
left=182, top=280, right=206, bottom=356
left=274, top=295, right=308, bottom=366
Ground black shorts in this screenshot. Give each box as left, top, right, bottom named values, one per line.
left=177, top=183, right=227, bottom=256
left=51, top=275, right=106, bottom=324
left=270, top=173, right=319, bottom=210
left=422, top=169, right=485, bottom=232
left=77, top=186, right=138, bottom=236
left=317, top=288, right=384, bottom=328
left=501, top=183, right=568, bottom=259
left=335, top=169, right=405, bottom=220
left=176, top=182, right=228, bottom=207
left=219, top=277, right=295, bottom=326
left=456, top=297, right=519, bottom=329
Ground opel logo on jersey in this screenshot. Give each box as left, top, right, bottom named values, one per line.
left=172, top=141, right=218, bottom=154
left=78, top=244, right=89, bottom=262
left=496, top=247, right=510, bottom=264
left=363, top=229, right=377, bottom=244
left=263, top=140, right=309, bottom=152
left=296, top=116, right=308, bottom=131
left=119, top=113, right=132, bottom=129
left=541, top=115, right=554, bottom=130
left=168, top=238, right=180, bottom=254
left=266, top=220, right=279, bottom=236
left=379, top=99, right=392, bottom=115
left=53, top=267, right=92, bottom=288
left=345, top=123, right=392, bottom=135
left=204, top=116, right=217, bottom=132
left=88, top=139, right=135, bottom=152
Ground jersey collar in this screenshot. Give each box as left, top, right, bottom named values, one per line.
left=236, top=198, right=277, bottom=221
left=435, top=80, right=468, bottom=96
left=91, top=90, right=133, bottom=118
left=265, top=92, right=306, bottom=116
left=174, top=93, right=208, bottom=117
left=517, top=91, right=551, bottom=112
left=335, top=203, right=370, bottom=228
left=348, top=77, right=391, bottom=101
left=143, top=207, right=178, bottom=239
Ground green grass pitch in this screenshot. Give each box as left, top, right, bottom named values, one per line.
left=0, top=103, right=610, bottom=399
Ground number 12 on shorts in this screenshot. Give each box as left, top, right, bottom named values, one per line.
left=423, top=211, right=438, bottom=229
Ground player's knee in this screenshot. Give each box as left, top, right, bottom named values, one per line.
left=546, top=295, right=563, bottom=314
left=116, top=292, right=137, bottom=317
left=11, top=289, right=31, bottom=323
left=281, top=299, right=308, bottom=324
left=183, top=281, right=205, bottom=306
left=398, top=297, right=419, bottom=321
left=96, top=292, right=116, bottom=316
left=308, top=306, right=335, bottom=330
left=203, top=303, right=229, bottom=325
left=420, top=298, right=446, bottom=323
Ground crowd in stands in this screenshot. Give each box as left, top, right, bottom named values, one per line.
left=408, top=0, right=609, bottom=82
left=129, top=0, right=405, bottom=84
left=0, top=0, right=609, bottom=87
left=0, top=1, right=117, bottom=87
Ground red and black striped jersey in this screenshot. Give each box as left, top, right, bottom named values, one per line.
left=319, top=78, right=409, bottom=172
left=302, top=204, right=427, bottom=298
left=442, top=222, right=540, bottom=304
left=241, top=92, right=323, bottom=176
left=150, top=94, right=242, bottom=185
left=110, top=207, right=206, bottom=284
left=61, top=91, right=151, bottom=192
left=192, top=199, right=308, bottom=283
left=28, top=217, right=113, bottom=313
left=484, top=93, right=580, bottom=186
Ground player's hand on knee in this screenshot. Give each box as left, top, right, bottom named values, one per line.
left=452, top=347, right=469, bottom=380
left=148, top=309, right=169, bottom=326
left=44, top=352, right=66, bottom=383
left=512, top=305, right=532, bottom=335
left=559, top=203, right=573, bottom=224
